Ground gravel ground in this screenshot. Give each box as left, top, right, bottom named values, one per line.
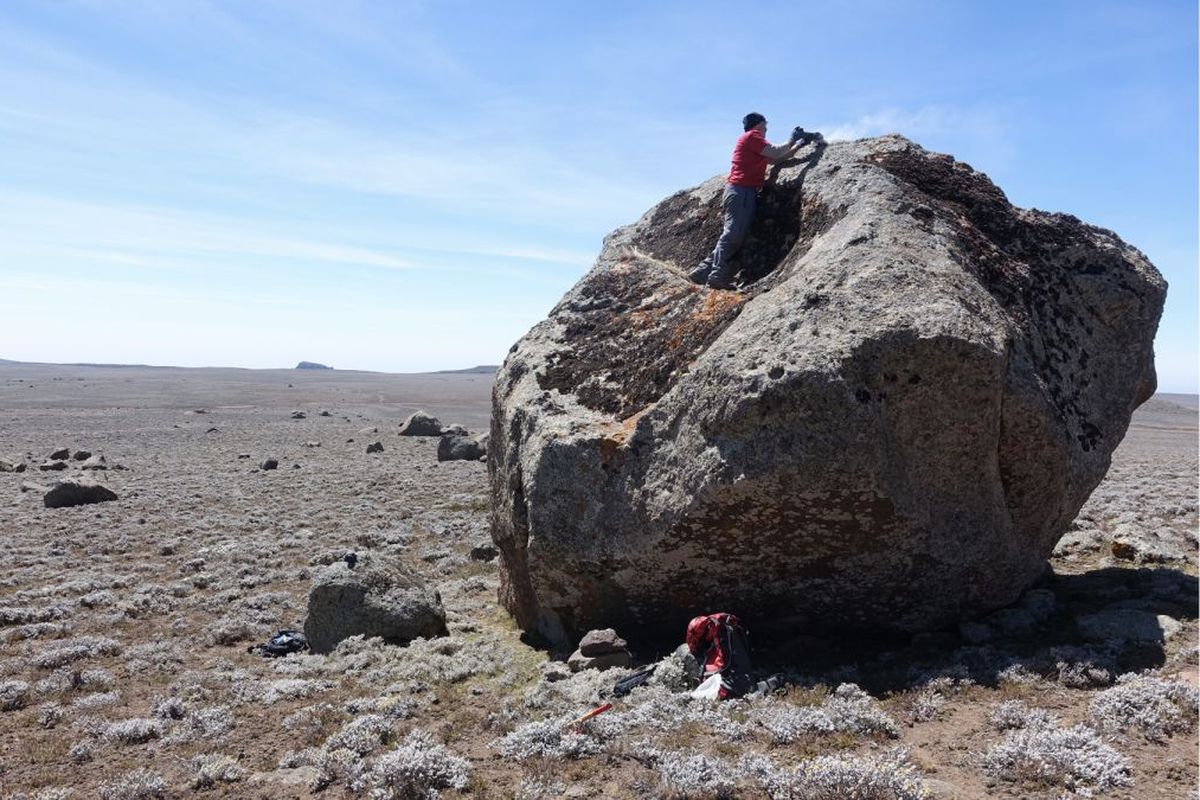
left=0, top=364, right=1194, bottom=799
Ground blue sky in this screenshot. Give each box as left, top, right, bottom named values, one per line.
left=1, top=1, right=1196, bottom=390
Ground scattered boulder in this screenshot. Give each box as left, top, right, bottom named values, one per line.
left=398, top=410, right=443, bottom=436
left=39, top=461, right=69, bottom=472
left=72, top=450, right=91, bottom=461
left=469, top=543, right=499, bottom=562
left=489, top=134, right=1166, bottom=643
left=291, top=411, right=307, bottom=420
left=304, top=441, right=321, bottom=448
left=437, top=433, right=487, bottom=462
left=319, top=410, right=332, bottom=417
left=261, top=458, right=279, bottom=471
left=442, top=423, right=470, bottom=437
left=80, top=454, right=108, bottom=471
left=567, top=628, right=632, bottom=672
left=43, top=477, right=118, bottom=508
left=303, top=555, right=447, bottom=654
left=366, top=442, right=384, bottom=454
left=0, top=459, right=23, bottom=473
left=49, top=448, right=70, bottom=461
left=237, top=453, right=251, bottom=459
left=205, top=427, right=219, bottom=434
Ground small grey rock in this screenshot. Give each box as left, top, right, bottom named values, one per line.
left=39, top=461, right=69, bottom=472
left=567, top=649, right=631, bottom=672
left=291, top=411, right=307, bottom=419
left=578, top=628, right=628, bottom=656
left=80, top=454, right=108, bottom=471
left=261, top=458, right=279, bottom=471
left=49, top=448, right=70, bottom=461
left=366, top=441, right=384, bottom=454
left=72, top=450, right=92, bottom=461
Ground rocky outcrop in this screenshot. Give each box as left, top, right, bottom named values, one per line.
left=303, top=556, right=447, bottom=654
left=489, top=134, right=1166, bottom=644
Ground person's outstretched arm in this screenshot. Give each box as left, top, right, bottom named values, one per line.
left=759, top=138, right=803, bottom=162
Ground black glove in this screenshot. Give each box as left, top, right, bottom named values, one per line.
left=791, top=127, right=824, bottom=146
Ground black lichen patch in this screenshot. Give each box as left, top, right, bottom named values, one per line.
left=637, top=189, right=725, bottom=273
left=868, top=144, right=1162, bottom=452
left=536, top=259, right=746, bottom=418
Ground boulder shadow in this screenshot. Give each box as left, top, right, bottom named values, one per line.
left=609, top=564, right=1196, bottom=695
left=751, top=564, right=1197, bottom=694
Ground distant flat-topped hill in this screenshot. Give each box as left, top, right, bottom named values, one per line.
left=435, top=365, right=499, bottom=374
left=296, top=361, right=333, bottom=370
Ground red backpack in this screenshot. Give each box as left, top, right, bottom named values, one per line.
left=685, top=612, right=755, bottom=699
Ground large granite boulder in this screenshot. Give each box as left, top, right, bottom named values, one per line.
left=489, top=134, right=1165, bottom=645
left=304, top=556, right=447, bottom=654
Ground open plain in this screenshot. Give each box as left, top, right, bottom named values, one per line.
left=0, top=363, right=1195, bottom=799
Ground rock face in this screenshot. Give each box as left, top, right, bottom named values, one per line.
left=304, top=557, right=447, bottom=654
left=398, top=410, right=443, bottom=436
left=489, top=135, right=1166, bottom=644
left=43, top=477, right=118, bottom=508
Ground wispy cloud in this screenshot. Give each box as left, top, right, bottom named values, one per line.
left=821, top=104, right=1018, bottom=172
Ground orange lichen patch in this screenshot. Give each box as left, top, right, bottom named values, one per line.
left=666, top=290, right=745, bottom=351
left=597, top=407, right=651, bottom=467
left=537, top=255, right=749, bottom=417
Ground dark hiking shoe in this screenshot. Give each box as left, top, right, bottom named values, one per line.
left=706, top=277, right=737, bottom=291
left=688, top=265, right=711, bottom=285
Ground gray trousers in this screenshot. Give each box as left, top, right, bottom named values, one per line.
left=698, top=183, right=757, bottom=283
